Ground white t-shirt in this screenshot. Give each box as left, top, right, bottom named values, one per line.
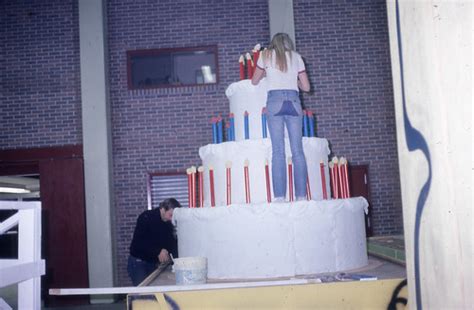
left=256, top=50, right=306, bottom=91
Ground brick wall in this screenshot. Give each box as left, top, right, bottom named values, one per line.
left=107, top=0, right=270, bottom=285
left=2, top=0, right=403, bottom=287
left=293, top=0, right=403, bottom=237
left=1, top=0, right=82, bottom=148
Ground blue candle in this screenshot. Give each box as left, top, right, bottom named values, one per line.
left=308, top=111, right=315, bottom=137
left=217, top=116, right=223, bottom=143
left=229, top=113, right=235, bottom=141
left=303, top=110, right=309, bottom=137
left=261, top=108, right=267, bottom=138
left=244, top=111, right=249, bottom=140
left=212, top=117, right=218, bottom=144
left=226, top=123, right=231, bottom=142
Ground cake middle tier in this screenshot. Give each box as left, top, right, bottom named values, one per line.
left=198, top=137, right=331, bottom=207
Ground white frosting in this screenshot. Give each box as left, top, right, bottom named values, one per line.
left=173, top=197, right=369, bottom=279
left=226, top=79, right=268, bottom=141
left=180, top=79, right=368, bottom=280
left=199, top=137, right=331, bottom=207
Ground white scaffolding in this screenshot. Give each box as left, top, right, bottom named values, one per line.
left=0, top=201, right=45, bottom=310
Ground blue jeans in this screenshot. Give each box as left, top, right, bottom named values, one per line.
left=127, top=255, right=157, bottom=286
left=266, top=90, right=308, bottom=199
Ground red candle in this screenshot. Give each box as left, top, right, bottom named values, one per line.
left=265, top=159, right=271, bottom=203
left=328, top=162, right=333, bottom=197
left=239, top=55, right=245, bottom=80
left=244, top=159, right=251, bottom=204
left=288, top=157, right=294, bottom=202
left=191, top=166, right=197, bottom=208
left=337, top=159, right=346, bottom=199
left=342, top=157, right=351, bottom=198
left=328, top=162, right=336, bottom=199
left=187, top=168, right=193, bottom=208
left=209, top=166, right=215, bottom=207
left=320, top=161, right=327, bottom=200
left=245, top=53, right=253, bottom=79
left=331, top=157, right=340, bottom=199
left=306, top=175, right=312, bottom=201
left=226, top=161, right=232, bottom=206
left=198, top=166, right=204, bottom=208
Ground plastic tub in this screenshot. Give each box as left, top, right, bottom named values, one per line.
left=173, top=257, right=207, bottom=285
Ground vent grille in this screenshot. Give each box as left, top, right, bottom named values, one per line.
left=149, top=173, right=189, bottom=209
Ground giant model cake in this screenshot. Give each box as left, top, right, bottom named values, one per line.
left=173, top=78, right=368, bottom=280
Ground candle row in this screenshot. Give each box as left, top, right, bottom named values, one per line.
left=186, top=157, right=333, bottom=208
left=239, top=44, right=262, bottom=80
left=187, top=165, right=215, bottom=208
left=211, top=110, right=269, bottom=143
left=211, top=115, right=235, bottom=143
left=303, top=110, right=317, bottom=137
left=211, top=109, right=317, bottom=143
left=328, top=157, right=351, bottom=199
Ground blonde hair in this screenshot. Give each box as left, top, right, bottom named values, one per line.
left=263, top=33, right=295, bottom=72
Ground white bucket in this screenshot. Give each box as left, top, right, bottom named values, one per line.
left=173, top=257, right=207, bottom=285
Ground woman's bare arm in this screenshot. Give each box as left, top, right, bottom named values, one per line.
left=298, top=71, right=310, bottom=92
left=251, top=67, right=265, bottom=85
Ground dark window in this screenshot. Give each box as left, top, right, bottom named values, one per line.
left=127, top=46, right=218, bottom=89
left=147, top=172, right=190, bottom=209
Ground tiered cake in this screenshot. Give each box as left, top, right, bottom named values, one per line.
left=173, top=79, right=368, bottom=279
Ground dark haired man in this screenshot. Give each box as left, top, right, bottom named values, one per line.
left=127, top=198, right=181, bottom=285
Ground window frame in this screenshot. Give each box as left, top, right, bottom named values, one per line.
left=127, top=45, right=219, bottom=90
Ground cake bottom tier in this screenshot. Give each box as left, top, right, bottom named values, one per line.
left=173, top=197, right=369, bottom=279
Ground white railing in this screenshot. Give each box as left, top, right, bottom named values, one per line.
left=0, top=201, right=45, bottom=310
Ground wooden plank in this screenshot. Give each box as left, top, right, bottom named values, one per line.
left=50, top=278, right=316, bottom=296
left=138, top=262, right=171, bottom=287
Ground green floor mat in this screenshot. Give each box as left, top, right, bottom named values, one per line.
left=367, top=235, right=405, bottom=265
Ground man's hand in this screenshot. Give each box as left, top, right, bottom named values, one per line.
left=158, top=249, right=170, bottom=263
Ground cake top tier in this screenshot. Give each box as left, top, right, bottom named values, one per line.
left=225, top=79, right=268, bottom=141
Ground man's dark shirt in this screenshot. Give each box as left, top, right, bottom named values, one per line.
left=129, top=208, right=177, bottom=263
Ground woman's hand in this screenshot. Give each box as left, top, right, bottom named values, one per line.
left=158, top=249, right=170, bottom=263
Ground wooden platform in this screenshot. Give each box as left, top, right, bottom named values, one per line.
left=126, top=255, right=407, bottom=309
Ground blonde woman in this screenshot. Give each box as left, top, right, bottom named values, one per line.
left=252, top=33, right=310, bottom=201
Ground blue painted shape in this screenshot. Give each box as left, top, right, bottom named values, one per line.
left=164, top=293, right=180, bottom=310
left=395, top=1, right=432, bottom=309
